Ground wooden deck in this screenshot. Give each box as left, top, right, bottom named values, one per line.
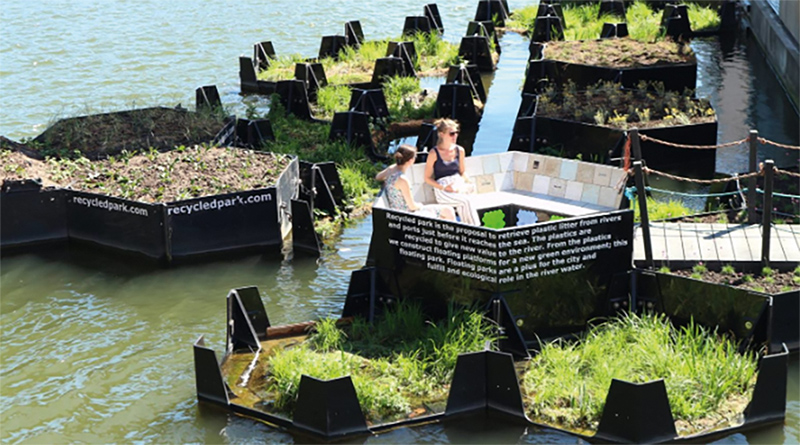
left=633, top=223, right=800, bottom=265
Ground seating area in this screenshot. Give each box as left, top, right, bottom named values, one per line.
left=374, top=152, right=628, bottom=225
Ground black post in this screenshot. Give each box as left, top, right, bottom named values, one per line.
left=630, top=128, right=643, bottom=162
left=761, top=160, right=774, bottom=267
left=748, top=130, right=758, bottom=223
left=633, top=161, right=654, bottom=268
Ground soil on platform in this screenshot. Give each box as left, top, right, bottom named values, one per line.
left=544, top=38, right=695, bottom=68
left=26, top=107, right=226, bottom=160
left=0, top=145, right=291, bottom=203
left=670, top=267, right=800, bottom=294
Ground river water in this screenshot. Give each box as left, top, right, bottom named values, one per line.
left=1, top=1, right=798, bottom=443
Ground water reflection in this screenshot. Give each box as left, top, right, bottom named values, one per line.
left=693, top=34, right=799, bottom=174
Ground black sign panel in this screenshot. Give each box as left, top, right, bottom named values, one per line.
left=166, top=188, right=280, bottom=258
left=1, top=186, right=68, bottom=248
left=370, top=208, right=634, bottom=340
left=67, top=191, right=165, bottom=259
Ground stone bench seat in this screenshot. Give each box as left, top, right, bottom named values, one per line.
left=374, top=152, right=628, bottom=226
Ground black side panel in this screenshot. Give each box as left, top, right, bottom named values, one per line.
left=293, top=375, right=369, bottom=438
left=315, top=162, right=344, bottom=208
left=231, top=286, right=270, bottom=340
left=226, top=290, right=262, bottom=352
left=458, top=36, right=494, bottom=72
left=445, top=350, right=525, bottom=418
left=193, top=336, right=231, bottom=406
left=1, top=184, right=67, bottom=248
left=770, top=290, right=799, bottom=352
left=595, top=379, right=677, bottom=443
left=745, top=348, right=789, bottom=424
left=485, top=351, right=527, bottom=418
left=67, top=191, right=165, bottom=260
left=649, top=272, right=769, bottom=343
left=291, top=199, right=321, bottom=256
left=166, top=188, right=280, bottom=258
left=437, top=83, right=480, bottom=123
left=445, top=352, right=487, bottom=415
left=640, top=122, right=717, bottom=179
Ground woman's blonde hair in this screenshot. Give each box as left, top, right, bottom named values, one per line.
left=393, top=144, right=417, bottom=165
left=434, top=118, right=459, bottom=134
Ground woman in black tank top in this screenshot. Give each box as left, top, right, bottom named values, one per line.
left=423, top=118, right=480, bottom=225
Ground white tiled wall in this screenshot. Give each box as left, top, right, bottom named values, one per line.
left=405, top=153, right=626, bottom=209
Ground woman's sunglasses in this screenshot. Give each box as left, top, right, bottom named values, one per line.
left=449, top=131, right=459, bottom=136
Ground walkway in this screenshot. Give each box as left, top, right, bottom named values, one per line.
left=633, top=223, right=800, bottom=264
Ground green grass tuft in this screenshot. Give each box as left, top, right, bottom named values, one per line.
left=692, top=262, right=708, bottom=275
left=631, top=197, right=693, bottom=222
left=521, top=312, right=757, bottom=434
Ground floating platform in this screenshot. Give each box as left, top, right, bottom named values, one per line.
left=1, top=154, right=302, bottom=262
left=193, top=151, right=790, bottom=441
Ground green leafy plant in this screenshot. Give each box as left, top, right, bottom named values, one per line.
left=721, top=264, right=736, bottom=276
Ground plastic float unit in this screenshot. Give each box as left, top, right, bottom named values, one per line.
left=0, top=103, right=347, bottom=260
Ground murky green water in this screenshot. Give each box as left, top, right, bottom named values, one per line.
left=1, top=1, right=798, bottom=443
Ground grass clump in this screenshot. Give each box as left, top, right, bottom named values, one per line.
left=383, top=76, right=437, bottom=121
left=631, top=196, right=693, bottom=222
left=265, top=300, right=499, bottom=422
left=721, top=264, right=736, bottom=276
left=521, top=312, right=758, bottom=435
left=312, top=75, right=436, bottom=121
left=687, top=3, right=721, bottom=32
left=314, top=85, right=353, bottom=119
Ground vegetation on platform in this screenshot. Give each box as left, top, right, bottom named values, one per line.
left=521, top=311, right=758, bottom=435
left=667, top=263, right=800, bottom=294
left=536, top=80, right=715, bottom=130
left=0, top=144, right=291, bottom=202
left=257, top=301, right=499, bottom=423
left=507, top=1, right=720, bottom=41
left=257, top=31, right=460, bottom=85
left=543, top=38, right=694, bottom=68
